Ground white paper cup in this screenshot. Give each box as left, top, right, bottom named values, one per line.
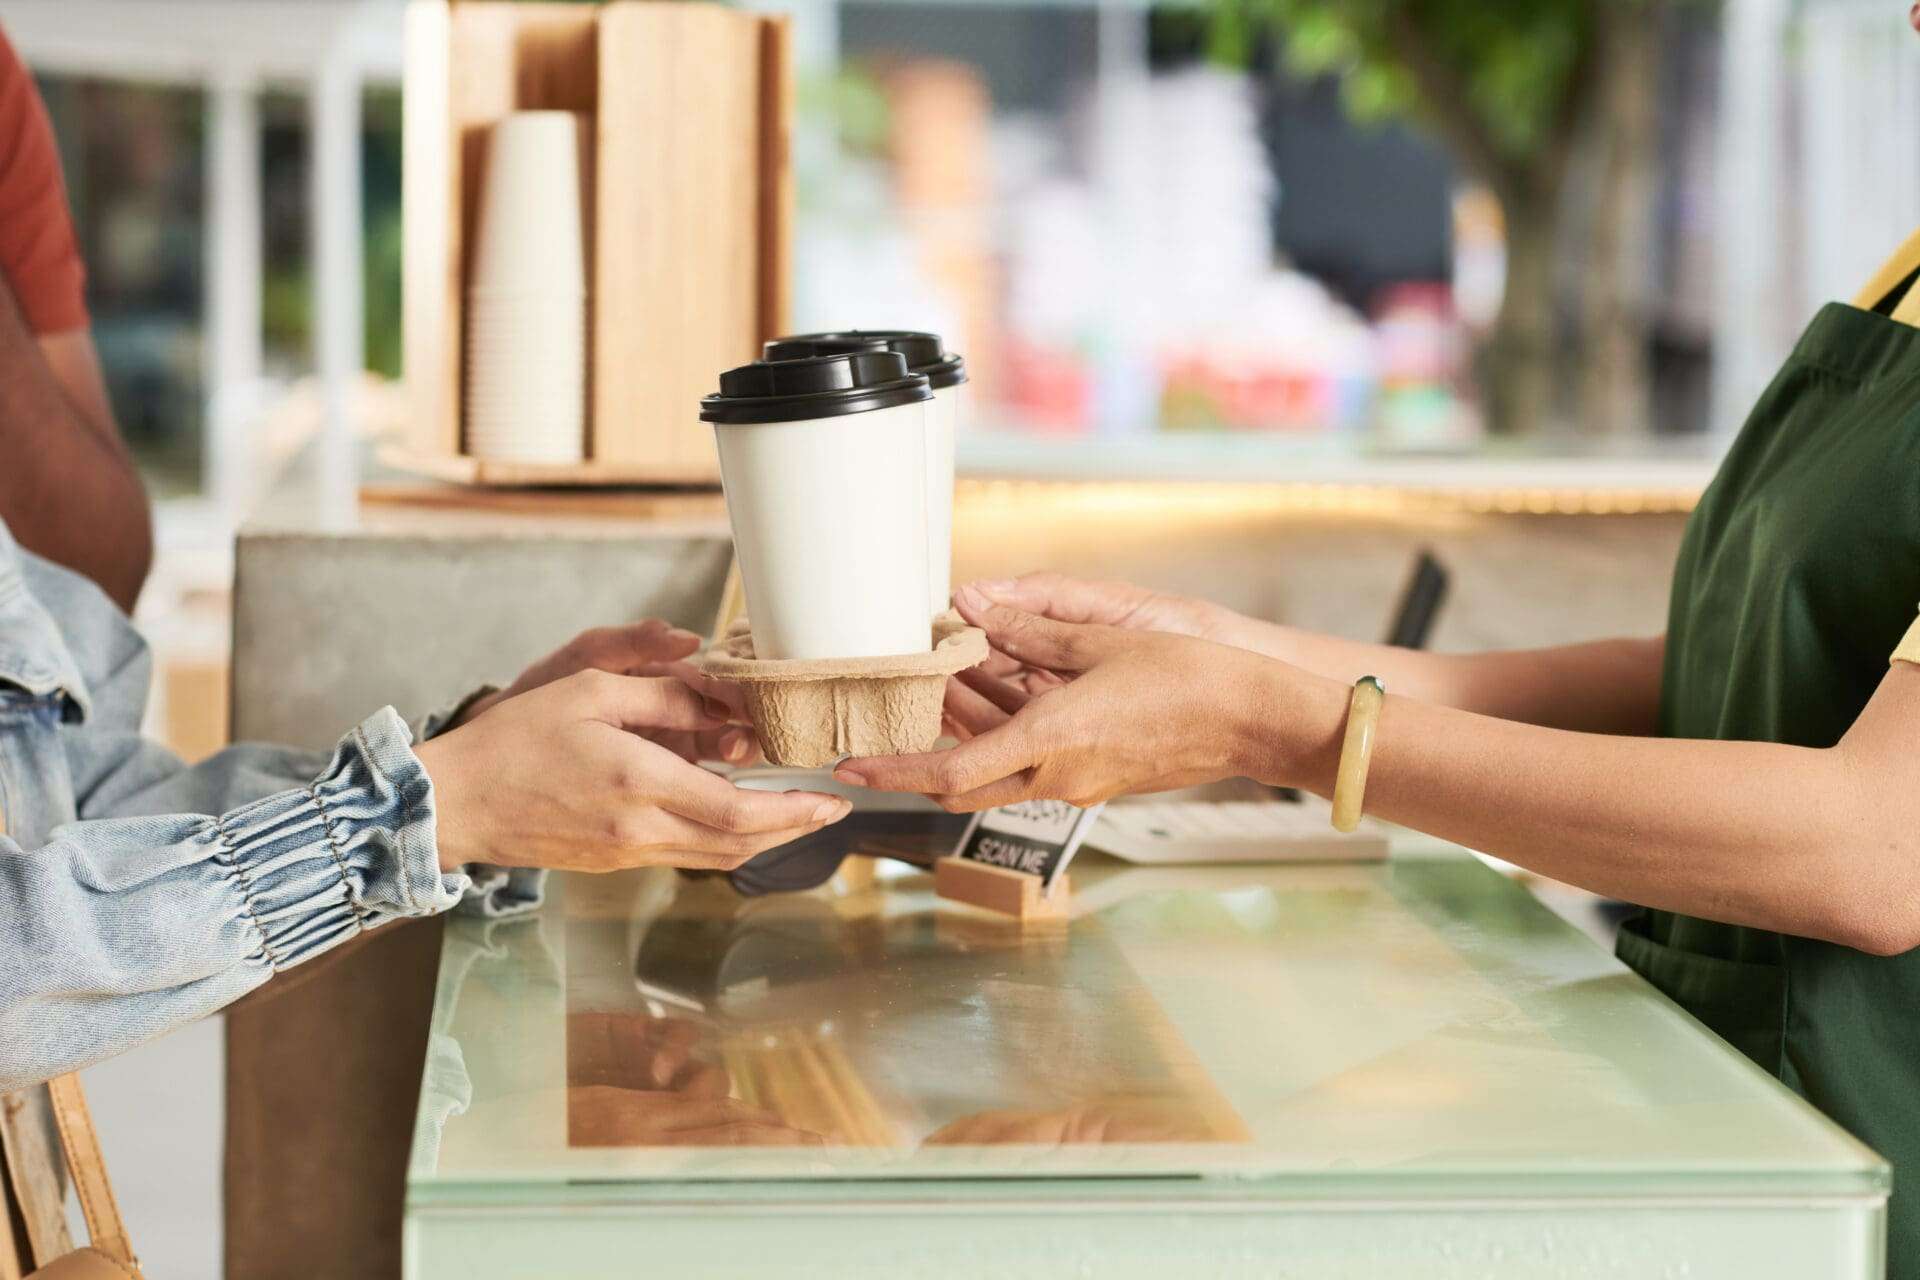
left=469, top=112, right=585, bottom=297
left=703, top=352, right=935, bottom=660
left=760, top=332, right=968, bottom=615
left=922, top=379, right=963, bottom=613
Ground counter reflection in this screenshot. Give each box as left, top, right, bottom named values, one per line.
left=560, top=860, right=1247, bottom=1152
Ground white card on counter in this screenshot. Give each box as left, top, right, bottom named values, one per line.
left=953, top=799, right=1106, bottom=892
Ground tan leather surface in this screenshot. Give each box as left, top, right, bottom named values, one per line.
left=224, top=915, right=443, bottom=1280
left=42, top=1079, right=131, bottom=1269
left=25, top=1247, right=139, bottom=1280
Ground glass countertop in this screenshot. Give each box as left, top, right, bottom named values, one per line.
left=407, top=844, right=1884, bottom=1208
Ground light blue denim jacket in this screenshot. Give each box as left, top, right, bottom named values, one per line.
left=0, top=516, right=477, bottom=1091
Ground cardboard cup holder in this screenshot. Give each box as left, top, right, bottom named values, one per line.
left=701, top=612, right=987, bottom=768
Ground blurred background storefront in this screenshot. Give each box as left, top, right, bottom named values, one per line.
left=17, top=0, right=1918, bottom=506
left=11, top=0, right=1916, bottom=677
left=12, top=0, right=1917, bottom=526
left=4, top=1, right=1918, bottom=1273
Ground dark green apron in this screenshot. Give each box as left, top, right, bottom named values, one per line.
left=1617, top=276, right=1920, bottom=1273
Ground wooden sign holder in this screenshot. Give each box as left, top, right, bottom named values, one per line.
left=935, top=858, right=1072, bottom=921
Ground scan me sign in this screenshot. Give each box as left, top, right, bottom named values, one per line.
left=952, top=798, right=1105, bottom=894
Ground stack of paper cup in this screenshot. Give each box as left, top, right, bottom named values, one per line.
left=762, top=332, right=967, bottom=616
left=464, top=111, right=586, bottom=464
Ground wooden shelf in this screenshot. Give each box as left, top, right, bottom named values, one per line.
left=377, top=447, right=720, bottom=489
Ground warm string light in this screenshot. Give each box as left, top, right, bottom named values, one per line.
left=955, top=478, right=1700, bottom=522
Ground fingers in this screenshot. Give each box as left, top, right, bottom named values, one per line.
left=656, top=761, right=851, bottom=835
left=648, top=725, right=760, bottom=767
left=966, top=571, right=1147, bottom=627
left=978, top=648, right=1025, bottom=679
left=836, top=722, right=1031, bottom=798
left=629, top=813, right=837, bottom=869
left=571, top=620, right=704, bottom=670
left=951, top=587, right=1112, bottom=674
left=575, top=671, right=729, bottom=732
left=704, top=726, right=761, bottom=766
left=655, top=661, right=754, bottom=719
left=955, top=665, right=1032, bottom=716
left=943, top=676, right=1010, bottom=741
left=927, top=772, right=1042, bottom=812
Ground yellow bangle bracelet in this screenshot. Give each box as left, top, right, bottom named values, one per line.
left=1331, top=676, right=1384, bottom=833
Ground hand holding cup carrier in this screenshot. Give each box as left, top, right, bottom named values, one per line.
left=698, top=332, right=979, bottom=767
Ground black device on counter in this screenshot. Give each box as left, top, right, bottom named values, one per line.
left=721, top=768, right=970, bottom=896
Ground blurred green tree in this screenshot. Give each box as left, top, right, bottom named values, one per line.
left=1216, top=0, right=1672, bottom=436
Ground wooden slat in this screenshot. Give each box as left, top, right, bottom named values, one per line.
left=378, top=446, right=718, bottom=489
left=0, top=1087, right=73, bottom=1268
left=595, top=3, right=767, bottom=480
left=756, top=15, right=794, bottom=343
left=358, top=480, right=727, bottom=523
left=401, top=0, right=455, bottom=459
left=404, top=0, right=600, bottom=463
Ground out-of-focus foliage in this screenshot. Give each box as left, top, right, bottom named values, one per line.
left=1207, top=0, right=1596, bottom=189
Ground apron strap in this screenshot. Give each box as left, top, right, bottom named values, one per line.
left=1851, top=227, right=1920, bottom=319
left=1893, top=278, right=1920, bottom=329
left=42, top=1076, right=135, bottom=1271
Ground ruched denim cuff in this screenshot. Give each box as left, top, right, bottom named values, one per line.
left=217, top=706, right=465, bottom=969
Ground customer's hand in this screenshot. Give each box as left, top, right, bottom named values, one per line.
left=417, top=670, right=850, bottom=872
left=453, top=620, right=760, bottom=766
left=838, top=588, right=1344, bottom=810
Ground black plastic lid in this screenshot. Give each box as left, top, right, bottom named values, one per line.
left=700, top=350, right=932, bottom=425
left=763, top=330, right=968, bottom=390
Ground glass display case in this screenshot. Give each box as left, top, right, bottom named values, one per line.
left=406, top=841, right=1886, bottom=1279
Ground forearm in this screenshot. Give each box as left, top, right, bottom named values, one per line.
left=1258, top=668, right=1913, bottom=953
left=0, top=287, right=150, bottom=611
left=1224, top=614, right=1664, bottom=734
left=0, top=709, right=460, bottom=1088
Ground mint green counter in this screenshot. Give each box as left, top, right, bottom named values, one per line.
left=403, top=846, right=1887, bottom=1278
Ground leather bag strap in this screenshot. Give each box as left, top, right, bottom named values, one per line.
left=40, top=1079, right=133, bottom=1271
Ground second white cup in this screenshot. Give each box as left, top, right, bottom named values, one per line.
left=763, top=331, right=968, bottom=617
left=702, top=352, right=935, bottom=661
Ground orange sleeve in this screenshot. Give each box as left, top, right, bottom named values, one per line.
left=0, top=26, right=87, bottom=334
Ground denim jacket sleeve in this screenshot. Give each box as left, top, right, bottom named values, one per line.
left=0, top=707, right=466, bottom=1091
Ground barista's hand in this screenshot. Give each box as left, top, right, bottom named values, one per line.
left=417, top=670, right=850, bottom=872
left=962, top=572, right=1237, bottom=643
left=944, top=574, right=1264, bottom=738
left=453, top=620, right=760, bottom=766
left=839, top=589, right=1343, bottom=810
